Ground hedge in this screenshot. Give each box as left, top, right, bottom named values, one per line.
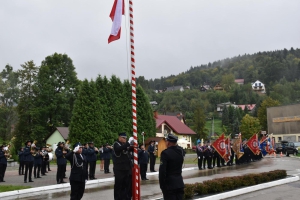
left=184, top=170, right=287, bottom=199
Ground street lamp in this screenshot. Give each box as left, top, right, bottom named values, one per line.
left=141, top=132, right=145, bottom=146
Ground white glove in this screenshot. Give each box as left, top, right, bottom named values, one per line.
left=73, top=145, right=80, bottom=153
left=4, top=147, right=8, bottom=151
left=198, top=156, right=200, bottom=159
left=85, top=179, right=87, bottom=183
left=128, top=137, right=134, bottom=144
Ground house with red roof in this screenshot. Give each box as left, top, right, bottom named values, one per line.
left=154, top=112, right=196, bottom=149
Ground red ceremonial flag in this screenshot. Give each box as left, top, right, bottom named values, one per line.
left=247, top=134, right=259, bottom=155
left=108, top=0, right=125, bottom=43
left=212, top=133, right=226, bottom=158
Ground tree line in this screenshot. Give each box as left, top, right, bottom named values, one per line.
left=0, top=53, right=156, bottom=149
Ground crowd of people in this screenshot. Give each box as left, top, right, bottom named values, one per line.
left=0, top=133, right=186, bottom=200
left=195, top=139, right=263, bottom=170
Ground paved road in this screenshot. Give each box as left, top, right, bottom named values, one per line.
left=1, top=155, right=300, bottom=200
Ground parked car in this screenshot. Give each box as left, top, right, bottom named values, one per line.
left=275, top=141, right=289, bottom=154
left=285, top=141, right=299, bottom=156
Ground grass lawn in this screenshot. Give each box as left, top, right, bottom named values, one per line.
left=0, top=185, right=31, bottom=193
left=205, top=118, right=223, bottom=136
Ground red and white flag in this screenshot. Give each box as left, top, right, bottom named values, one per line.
left=108, top=0, right=125, bottom=43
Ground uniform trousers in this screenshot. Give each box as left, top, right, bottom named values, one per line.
left=114, top=169, right=132, bottom=200
left=89, top=161, right=96, bottom=178
left=162, top=188, right=184, bottom=200
left=56, top=164, right=65, bottom=182
left=104, top=159, right=110, bottom=173
left=47, top=161, right=51, bottom=170
left=70, top=180, right=85, bottom=200
left=212, top=154, right=221, bottom=167
left=34, top=164, right=41, bottom=178
left=0, top=163, right=7, bottom=181
left=197, top=156, right=203, bottom=169
left=41, top=161, right=47, bottom=175
left=24, top=161, right=33, bottom=181
left=19, top=161, right=24, bottom=175
left=139, top=163, right=147, bottom=179
left=149, top=153, right=156, bottom=171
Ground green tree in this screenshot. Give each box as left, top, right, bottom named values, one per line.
left=14, top=61, right=39, bottom=147
left=34, top=53, right=79, bottom=141
left=69, top=80, right=103, bottom=146
left=0, top=65, right=19, bottom=140
left=222, top=106, right=229, bottom=126
left=257, top=97, right=280, bottom=131
left=193, top=105, right=207, bottom=139
left=239, top=114, right=261, bottom=139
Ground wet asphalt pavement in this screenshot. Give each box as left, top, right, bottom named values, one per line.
left=2, top=155, right=300, bottom=200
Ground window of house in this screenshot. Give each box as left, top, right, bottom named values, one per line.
left=255, top=83, right=257, bottom=86
left=298, top=136, right=300, bottom=142
left=259, top=83, right=261, bottom=86
left=278, top=137, right=282, bottom=142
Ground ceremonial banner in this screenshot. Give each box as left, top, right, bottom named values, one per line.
left=232, top=133, right=244, bottom=159
left=259, top=140, right=268, bottom=156
left=247, top=134, right=259, bottom=155
left=266, top=137, right=275, bottom=155
left=223, top=137, right=231, bottom=162
left=212, top=133, right=226, bottom=158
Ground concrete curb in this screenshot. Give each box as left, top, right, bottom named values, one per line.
left=0, top=167, right=196, bottom=198
left=194, top=175, right=299, bottom=200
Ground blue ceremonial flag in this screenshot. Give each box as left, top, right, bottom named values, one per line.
left=260, top=141, right=268, bottom=156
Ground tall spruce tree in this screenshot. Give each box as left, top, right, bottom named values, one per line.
left=69, top=80, right=103, bottom=145
left=14, top=61, right=39, bottom=147
left=136, top=85, right=156, bottom=143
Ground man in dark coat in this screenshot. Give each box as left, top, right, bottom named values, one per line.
left=0, top=145, right=8, bottom=182
left=23, top=140, right=34, bottom=183
left=102, top=143, right=113, bottom=174
left=147, top=140, right=156, bottom=172
left=138, top=144, right=149, bottom=180
left=55, top=142, right=67, bottom=184
left=65, top=142, right=88, bottom=200
left=33, top=147, right=42, bottom=178
left=113, top=132, right=133, bottom=200
left=196, top=140, right=203, bottom=170
left=203, top=141, right=213, bottom=169
left=86, top=142, right=98, bottom=179
left=159, top=134, right=185, bottom=200
left=18, top=147, right=24, bottom=175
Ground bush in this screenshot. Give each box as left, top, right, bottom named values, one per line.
left=184, top=184, right=195, bottom=200
left=183, top=170, right=287, bottom=198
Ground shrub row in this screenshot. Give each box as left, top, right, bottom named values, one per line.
left=184, top=170, right=287, bottom=199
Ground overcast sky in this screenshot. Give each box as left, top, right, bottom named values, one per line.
left=1, top=0, right=299, bottom=81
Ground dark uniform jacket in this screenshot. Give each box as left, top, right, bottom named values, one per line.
left=102, top=147, right=112, bottom=160
left=65, top=152, right=88, bottom=182
left=196, top=145, right=203, bottom=157
left=138, top=149, right=149, bottom=164
left=148, top=145, right=155, bottom=154
left=55, top=147, right=67, bottom=165
left=203, top=145, right=213, bottom=157
left=23, top=146, right=34, bottom=162
left=159, top=145, right=184, bottom=191
left=18, top=151, right=24, bottom=162
left=0, top=150, right=7, bottom=164
left=34, top=153, right=42, bottom=165
left=86, top=147, right=98, bottom=162
left=113, top=140, right=131, bottom=170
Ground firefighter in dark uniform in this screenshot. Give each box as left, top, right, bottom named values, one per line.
left=102, top=143, right=112, bottom=174
left=196, top=140, right=203, bottom=170
left=203, top=141, right=213, bottom=169
left=113, top=132, right=133, bottom=200
left=18, top=147, right=25, bottom=175
left=86, top=141, right=98, bottom=179
left=55, top=142, right=67, bottom=184
left=159, top=134, right=185, bottom=200
left=65, top=142, right=88, bottom=200
left=148, top=140, right=156, bottom=172
left=23, top=140, right=34, bottom=183
left=33, top=147, right=42, bottom=178
left=0, top=144, right=8, bottom=182
left=138, top=144, right=149, bottom=180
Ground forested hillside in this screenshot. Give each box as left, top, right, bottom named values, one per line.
left=137, top=48, right=300, bottom=140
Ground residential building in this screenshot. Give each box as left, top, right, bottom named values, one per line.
left=235, top=79, right=244, bottom=85
left=164, top=86, right=184, bottom=92
left=251, top=80, right=266, bottom=94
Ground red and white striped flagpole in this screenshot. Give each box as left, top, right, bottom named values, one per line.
left=129, top=0, right=140, bottom=199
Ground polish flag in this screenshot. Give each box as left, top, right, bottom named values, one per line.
left=108, top=0, right=125, bottom=43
